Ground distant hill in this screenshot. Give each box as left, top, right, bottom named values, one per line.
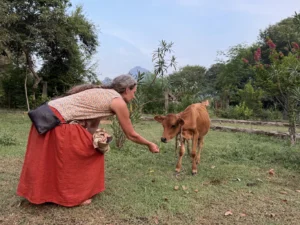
left=128, top=66, right=151, bottom=80
left=101, top=77, right=112, bottom=85
left=101, top=66, right=151, bottom=84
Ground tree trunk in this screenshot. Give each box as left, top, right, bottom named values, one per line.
left=24, top=50, right=42, bottom=101
left=24, top=72, right=30, bottom=111
left=164, top=89, right=169, bottom=114
left=288, top=107, right=297, bottom=145
left=42, top=81, right=48, bottom=98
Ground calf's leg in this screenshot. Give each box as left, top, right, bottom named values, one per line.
left=196, top=137, right=204, bottom=165
left=175, top=139, right=186, bottom=173
left=191, top=135, right=199, bottom=175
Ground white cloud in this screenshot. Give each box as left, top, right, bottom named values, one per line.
left=102, top=27, right=153, bottom=57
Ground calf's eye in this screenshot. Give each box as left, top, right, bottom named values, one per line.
left=171, top=125, right=177, bottom=128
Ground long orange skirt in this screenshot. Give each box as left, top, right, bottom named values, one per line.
left=17, top=107, right=105, bottom=207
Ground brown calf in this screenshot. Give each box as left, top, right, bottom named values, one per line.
left=154, top=101, right=210, bottom=175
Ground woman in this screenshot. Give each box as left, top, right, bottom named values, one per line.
left=17, top=74, right=159, bottom=207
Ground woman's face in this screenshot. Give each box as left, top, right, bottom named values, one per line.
left=123, top=85, right=137, bottom=103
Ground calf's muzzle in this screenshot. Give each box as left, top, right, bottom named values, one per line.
left=161, top=137, right=167, bottom=143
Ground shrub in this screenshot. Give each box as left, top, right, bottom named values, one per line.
left=0, top=133, right=17, bottom=146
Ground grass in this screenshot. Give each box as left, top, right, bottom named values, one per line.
left=1, top=111, right=300, bottom=225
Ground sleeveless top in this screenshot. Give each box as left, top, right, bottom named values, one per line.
left=48, top=88, right=121, bottom=122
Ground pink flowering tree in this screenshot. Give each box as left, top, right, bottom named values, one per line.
left=246, top=38, right=300, bottom=145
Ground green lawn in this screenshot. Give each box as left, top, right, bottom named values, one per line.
left=1, top=111, right=300, bottom=225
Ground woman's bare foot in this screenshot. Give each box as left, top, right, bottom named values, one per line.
left=80, top=199, right=92, bottom=206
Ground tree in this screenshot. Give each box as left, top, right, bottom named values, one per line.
left=292, top=12, right=300, bottom=102
left=139, top=73, right=165, bottom=114
left=152, top=40, right=177, bottom=113
left=235, top=80, right=264, bottom=119
left=204, top=63, right=224, bottom=97
left=1, top=0, right=98, bottom=109
left=258, top=17, right=300, bottom=65
left=168, top=65, right=206, bottom=99
left=249, top=39, right=300, bottom=145
left=216, top=44, right=255, bottom=109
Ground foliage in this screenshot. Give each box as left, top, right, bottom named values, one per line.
left=168, top=65, right=206, bottom=100
left=151, top=40, right=177, bottom=113
left=247, top=38, right=300, bottom=144
left=233, top=102, right=253, bottom=120
left=1, top=66, right=32, bottom=108
left=139, top=74, right=165, bottom=114
left=237, top=81, right=264, bottom=117
left=294, top=11, right=300, bottom=31
left=204, top=63, right=224, bottom=97
left=152, top=40, right=177, bottom=82
left=168, top=94, right=197, bottom=113
left=0, top=0, right=99, bottom=108
left=216, top=44, right=256, bottom=109
left=258, top=17, right=300, bottom=65
left=258, top=108, right=283, bottom=121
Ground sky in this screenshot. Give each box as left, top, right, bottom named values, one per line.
left=70, top=0, right=299, bottom=80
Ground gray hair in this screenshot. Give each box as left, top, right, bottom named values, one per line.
left=109, top=74, right=137, bottom=94
left=64, top=74, right=137, bottom=96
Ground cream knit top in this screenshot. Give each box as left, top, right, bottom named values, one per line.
left=48, top=88, right=121, bottom=121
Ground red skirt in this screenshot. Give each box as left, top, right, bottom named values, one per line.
left=17, top=107, right=105, bottom=207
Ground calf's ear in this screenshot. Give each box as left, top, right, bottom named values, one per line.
left=178, top=118, right=185, bottom=126
left=154, top=115, right=165, bottom=123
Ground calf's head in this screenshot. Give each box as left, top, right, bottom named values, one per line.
left=154, top=114, right=184, bottom=143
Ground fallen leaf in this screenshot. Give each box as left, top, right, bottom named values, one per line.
left=194, top=189, right=198, bottom=193
left=268, top=169, right=275, bottom=176
left=279, top=191, right=288, bottom=194
left=211, top=165, right=216, bottom=169
left=239, top=213, right=247, bottom=217
left=282, top=199, right=287, bottom=203
left=153, top=217, right=159, bottom=224
left=296, top=190, right=300, bottom=193
left=232, top=178, right=241, bottom=182
left=224, top=210, right=233, bottom=216
left=270, top=213, right=276, bottom=217
left=182, top=185, right=188, bottom=191
left=174, top=186, right=179, bottom=190
left=149, top=170, right=154, bottom=173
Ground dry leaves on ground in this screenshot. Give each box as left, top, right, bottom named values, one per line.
left=224, top=210, right=233, bottom=216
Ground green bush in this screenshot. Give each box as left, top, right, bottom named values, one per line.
left=29, top=95, right=51, bottom=109
left=257, top=109, right=282, bottom=121
left=233, top=102, right=253, bottom=119
left=0, top=133, right=17, bottom=146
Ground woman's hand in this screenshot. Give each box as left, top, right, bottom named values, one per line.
left=148, top=142, right=160, bottom=153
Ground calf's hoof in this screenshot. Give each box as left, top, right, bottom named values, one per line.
left=192, top=170, right=197, bottom=175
